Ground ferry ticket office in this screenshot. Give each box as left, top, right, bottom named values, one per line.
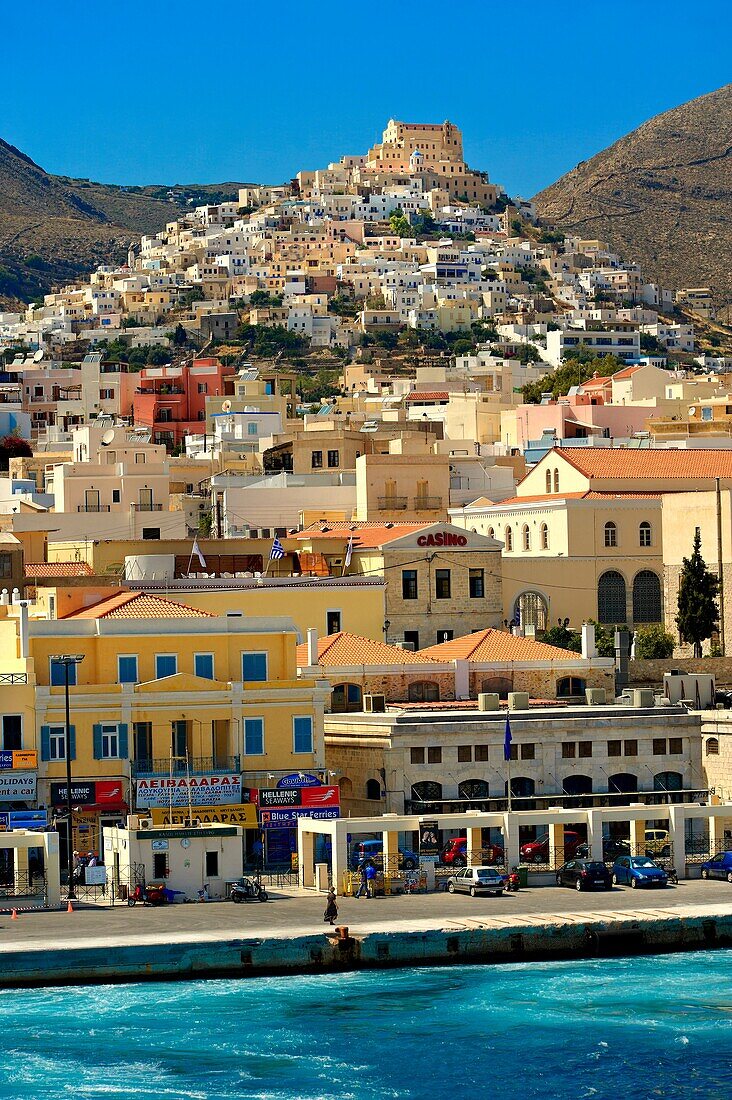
left=297, top=802, right=732, bottom=895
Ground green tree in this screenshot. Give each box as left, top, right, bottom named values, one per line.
left=541, top=624, right=582, bottom=652
left=171, top=323, right=188, bottom=346
left=521, top=353, right=625, bottom=404
left=676, top=530, right=719, bottom=657
left=633, top=624, right=675, bottom=659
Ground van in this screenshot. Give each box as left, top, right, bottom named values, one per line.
left=644, top=829, right=671, bottom=857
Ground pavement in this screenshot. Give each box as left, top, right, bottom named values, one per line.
left=1, top=878, right=730, bottom=950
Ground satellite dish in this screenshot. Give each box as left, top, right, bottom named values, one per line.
left=222, top=400, right=232, bottom=412
left=100, top=429, right=116, bottom=446
left=33, top=349, right=44, bottom=363
left=688, top=407, right=697, bottom=417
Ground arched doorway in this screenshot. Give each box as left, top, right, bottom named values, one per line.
left=598, top=571, right=626, bottom=624
left=607, top=772, right=638, bottom=806
left=505, top=776, right=535, bottom=809
left=408, top=681, right=440, bottom=703
left=562, top=774, right=593, bottom=807
left=331, top=683, right=363, bottom=713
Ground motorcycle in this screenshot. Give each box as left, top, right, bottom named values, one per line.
left=127, top=882, right=169, bottom=906
left=230, top=876, right=269, bottom=903
left=503, top=869, right=521, bottom=892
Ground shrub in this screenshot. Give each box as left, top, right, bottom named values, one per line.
left=633, top=624, right=675, bottom=659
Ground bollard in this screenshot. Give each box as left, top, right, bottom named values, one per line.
left=336, top=925, right=349, bottom=941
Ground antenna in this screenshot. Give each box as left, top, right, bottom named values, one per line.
left=33, top=349, right=44, bottom=363
left=222, top=400, right=232, bottom=412
left=100, top=429, right=116, bottom=446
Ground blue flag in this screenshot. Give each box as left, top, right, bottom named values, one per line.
left=503, top=715, right=513, bottom=762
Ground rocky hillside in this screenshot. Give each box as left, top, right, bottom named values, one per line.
left=0, top=137, right=246, bottom=304
left=534, top=84, right=732, bottom=304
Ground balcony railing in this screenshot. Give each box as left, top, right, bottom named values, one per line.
left=132, top=755, right=241, bottom=778
left=77, top=504, right=110, bottom=512
left=377, top=496, right=408, bottom=510
left=0, top=672, right=28, bottom=684
left=414, top=495, right=443, bottom=510
left=131, top=503, right=163, bottom=512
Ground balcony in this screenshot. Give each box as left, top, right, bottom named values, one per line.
left=77, top=504, right=110, bottom=512
left=131, top=503, right=163, bottom=512
left=377, top=495, right=408, bottom=510
left=414, top=495, right=443, bottom=510
left=131, top=755, right=241, bottom=778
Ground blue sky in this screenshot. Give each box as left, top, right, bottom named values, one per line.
left=2, top=0, right=730, bottom=198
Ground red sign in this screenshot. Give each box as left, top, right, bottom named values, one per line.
left=417, top=532, right=468, bottom=547
left=96, top=780, right=125, bottom=805
left=301, top=785, right=339, bottom=807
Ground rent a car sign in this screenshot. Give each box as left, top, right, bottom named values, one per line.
left=135, top=774, right=242, bottom=808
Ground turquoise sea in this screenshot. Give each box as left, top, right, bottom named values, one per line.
left=0, top=951, right=731, bottom=1099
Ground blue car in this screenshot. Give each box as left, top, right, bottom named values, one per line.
left=349, top=839, right=418, bottom=871
left=701, top=851, right=732, bottom=882
left=612, top=855, right=668, bottom=888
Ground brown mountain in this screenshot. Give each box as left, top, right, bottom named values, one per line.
left=534, top=84, right=732, bottom=305
left=0, top=137, right=247, bottom=305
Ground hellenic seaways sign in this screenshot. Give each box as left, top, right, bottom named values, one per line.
left=258, top=783, right=340, bottom=828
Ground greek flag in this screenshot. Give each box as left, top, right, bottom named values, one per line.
left=269, top=537, right=285, bottom=560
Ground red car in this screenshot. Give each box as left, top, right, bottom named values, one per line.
left=440, top=837, right=504, bottom=866
left=520, top=830, right=583, bottom=864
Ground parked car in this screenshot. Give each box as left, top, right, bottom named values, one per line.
left=440, top=837, right=504, bottom=867
left=349, top=839, right=418, bottom=871
left=644, top=829, right=671, bottom=858
left=521, top=830, right=583, bottom=864
left=556, top=859, right=612, bottom=891
left=612, top=855, right=668, bottom=888
left=447, top=866, right=504, bottom=897
left=700, top=851, right=732, bottom=882
left=575, top=838, right=631, bottom=862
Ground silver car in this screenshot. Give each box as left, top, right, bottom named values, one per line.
left=447, top=866, right=504, bottom=897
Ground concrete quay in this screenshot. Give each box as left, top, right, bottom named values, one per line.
left=0, top=881, right=731, bottom=985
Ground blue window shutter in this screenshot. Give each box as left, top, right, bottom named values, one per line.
left=41, top=725, right=50, bottom=761
left=118, top=723, right=129, bottom=759
left=68, top=725, right=76, bottom=761
left=93, top=724, right=103, bottom=760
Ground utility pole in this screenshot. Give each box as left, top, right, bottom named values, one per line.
left=716, top=476, right=726, bottom=655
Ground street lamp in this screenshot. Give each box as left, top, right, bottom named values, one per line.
left=50, top=654, right=84, bottom=899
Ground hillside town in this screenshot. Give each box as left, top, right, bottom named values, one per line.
left=0, top=119, right=732, bottom=894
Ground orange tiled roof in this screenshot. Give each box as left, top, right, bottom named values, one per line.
left=25, top=561, right=94, bottom=578
left=556, top=447, right=732, bottom=480
left=487, top=491, right=662, bottom=507
left=405, top=391, right=450, bottom=402
left=296, top=631, right=440, bottom=667
left=611, top=364, right=642, bottom=380
left=419, top=628, right=588, bottom=663
left=63, top=590, right=214, bottom=620
left=294, top=521, right=430, bottom=548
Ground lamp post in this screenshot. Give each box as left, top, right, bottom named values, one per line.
left=50, top=654, right=84, bottom=900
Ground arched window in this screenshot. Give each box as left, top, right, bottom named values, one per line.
left=411, top=781, right=443, bottom=809
left=514, top=591, right=548, bottom=632
left=639, top=521, right=652, bottom=547
left=546, top=469, right=552, bottom=493
left=458, top=779, right=491, bottom=801
left=487, top=526, right=495, bottom=539
left=562, top=774, right=593, bottom=795
left=505, top=526, right=513, bottom=551
left=607, top=773, right=638, bottom=805
left=408, top=681, right=440, bottom=703
left=506, top=776, right=535, bottom=809
left=654, top=771, right=683, bottom=791
left=706, top=737, right=720, bottom=756
left=604, top=521, right=618, bottom=548
left=331, top=683, right=362, bottom=713
left=598, top=570, right=626, bottom=624
left=338, top=776, right=353, bottom=797
left=522, top=524, right=531, bottom=551
left=553, top=468, right=559, bottom=493
left=540, top=523, right=549, bottom=550
left=365, top=778, right=382, bottom=800
left=482, top=675, right=513, bottom=699
left=633, top=570, right=662, bottom=624
left=556, top=676, right=586, bottom=698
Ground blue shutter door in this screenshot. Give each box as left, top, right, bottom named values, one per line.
left=92, top=724, right=103, bottom=760
left=40, top=725, right=50, bottom=762
left=118, top=723, right=129, bottom=759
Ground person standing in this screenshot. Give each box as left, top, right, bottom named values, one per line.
left=324, top=887, right=338, bottom=925
left=355, top=860, right=369, bottom=898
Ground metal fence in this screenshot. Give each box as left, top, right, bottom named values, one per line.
left=0, top=869, right=46, bottom=900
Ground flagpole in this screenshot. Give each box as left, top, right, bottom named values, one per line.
left=507, top=746, right=512, bottom=814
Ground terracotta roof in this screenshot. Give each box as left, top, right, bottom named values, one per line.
left=296, top=631, right=440, bottom=667
left=63, top=590, right=214, bottom=620
left=419, top=628, right=588, bottom=663
left=580, top=376, right=611, bottom=388
left=612, top=364, right=642, bottom=380
left=554, top=448, right=732, bottom=480
left=294, top=521, right=430, bottom=548
left=25, top=561, right=93, bottom=578
left=486, top=491, right=662, bottom=507
left=405, top=391, right=449, bottom=402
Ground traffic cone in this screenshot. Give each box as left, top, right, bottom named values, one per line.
left=66, top=900, right=73, bottom=914
left=10, top=909, right=18, bottom=920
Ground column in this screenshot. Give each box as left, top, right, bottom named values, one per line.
left=382, top=830, right=400, bottom=877
left=299, top=828, right=315, bottom=889
left=548, top=821, right=565, bottom=868
left=668, top=805, right=686, bottom=880
left=502, top=812, right=520, bottom=869
left=13, top=843, right=29, bottom=895
left=708, top=811, right=723, bottom=858
left=44, top=831, right=61, bottom=908
left=629, top=815, right=646, bottom=857
left=332, top=823, right=348, bottom=896
left=467, top=826, right=483, bottom=867
left=586, top=809, right=604, bottom=862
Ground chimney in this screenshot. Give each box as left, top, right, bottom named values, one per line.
left=307, top=627, right=319, bottom=666
left=581, top=622, right=597, bottom=660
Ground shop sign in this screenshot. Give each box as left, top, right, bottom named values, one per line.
left=259, top=806, right=340, bottom=829
left=259, top=786, right=339, bottom=809
left=0, top=750, right=38, bottom=770
left=150, top=804, right=258, bottom=827
left=0, top=772, right=36, bottom=801
left=96, top=780, right=125, bottom=806
left=151, top=839, right=169, bottom=851
left=276, top=773, right=321, bottom=789
left=0, top=809, right=47, bottom=831
left=51, top=781, right=95, bottom=806
left=135, top=774, right=242, bottom=809
left=135, top=827, right=238, bottom=840
left=416, top=531, right=467, bottom=547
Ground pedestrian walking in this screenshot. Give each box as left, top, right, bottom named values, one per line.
left=365, top=862, right=377, bottom=896
left=355, top=860, right=370, bottom=898
left=323, top=887, right=338, bottom=925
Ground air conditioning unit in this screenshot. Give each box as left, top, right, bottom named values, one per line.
left=585, top=688, right=606, bottom=706
left=364, top=693, right=386, bottom=713
left=508, top=691, right=529, bottom=711
left=632, top=688, right=655, bottom=708
left=138, top=817, right=153, bottom=829
left=395, top=641, right=415, bottom=651
left=126, top=814, right=140, bottom=830
left=478, top=693, right=500, bottom=711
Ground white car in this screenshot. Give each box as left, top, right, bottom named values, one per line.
left=447, top=866, right=504, bottom=897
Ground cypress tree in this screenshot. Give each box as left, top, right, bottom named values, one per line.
left=676, top=531, right=720, bottom=658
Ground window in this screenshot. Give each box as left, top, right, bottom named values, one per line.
left=508, top=744, right=518, bottom=761
left=327, top=450, right=339, bottom=468
left=244, top=718, right=264, bottom=755
left=521, top=743, right=535, bottom=760
left=408, top=681, right=440, bottom=703
left=436, top=629, right=453, bottom=644
left=435, top=569, right=451, bottom=599
left=326, top=610, right=341, bottom=635
left=118, top=655, right=138, bottom=684
left=553, top=468, right=559, bottom=493
left=44, top=725, right=72, bottom=761
left=366, top=778, right=381, bottom=800
left=112, top=489, right=121, bottom=504
left=404, top=630, right=420, bottom=650
left=578, top=742, right=592, bottom=759
left=293, top=716, right=313, bottom=754
left=194, top=653, right=214, bottom=680
left=242, top=652, right=267, bottom=681
left=653, top=738, right=667, bottom=755
left=153, top=853, right=168, bottom=879
left=1, top=715, right=21, bottom=751
left=639, top=522, right=652, bottom=547
left=505, top=526, right=513, bottom=551
left=556, top=676, right=586, bottom=698
left=562, top=742, right=576, bottom=759
left=205, top=851, right=219, bottom=877
left=134, top=722, right=151, bottom=765
left=100, top=723, right=119, bottom=758
left=632, top=570, right=662, bottom=624
left=598, top=571, right=626, bottom=624
left=540, top=523, right=549, bottom=550
left=624, top=739, right=638, bottom=757
left=155, top=654, right=177, bottom=679
left=706, top=737, right=720, bottom=756
left=475, top=744, right=489, bottom=762
left=332, top=683, right=362, bottom=712
left=487, top=526, right=495, bottom=539
left=411, top=780, right=442, bottom=805
left=604, top=521, right=618, bottom=548
left=142, top=528, right=161, bottom=540
left=522, top=525, right=531, bottom=551
left=135, top=453, right=146, bottom=464
left=198, top=382, right=208, bottom=394
left=50, top=659, right=77, bottom=687
left=469, top=569, right=484, bottom=599
left=0, top=554, right=12, bottom=579
left=402, top=569, right=418, bottom=600
left=669, top=737, right=683, bottom=755
left=514, top=591, right=548, bottom=632
left=546, top=469, right=552, bottom=493
left=427, top=746, right=442, bottom=764
left=410, top=747, right=425, bottom=764
left=458, top=745, right=472, bottom=763
left=311, top=450, right=323, bottom=469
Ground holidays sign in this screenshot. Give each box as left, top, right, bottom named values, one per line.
left=0, top=772, right=36, bottom=801
left=258, top=786, right=339, bottom=809
left=259, top=806, right=340, bottom=830
left=135, top=774, right=242, bottom=809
